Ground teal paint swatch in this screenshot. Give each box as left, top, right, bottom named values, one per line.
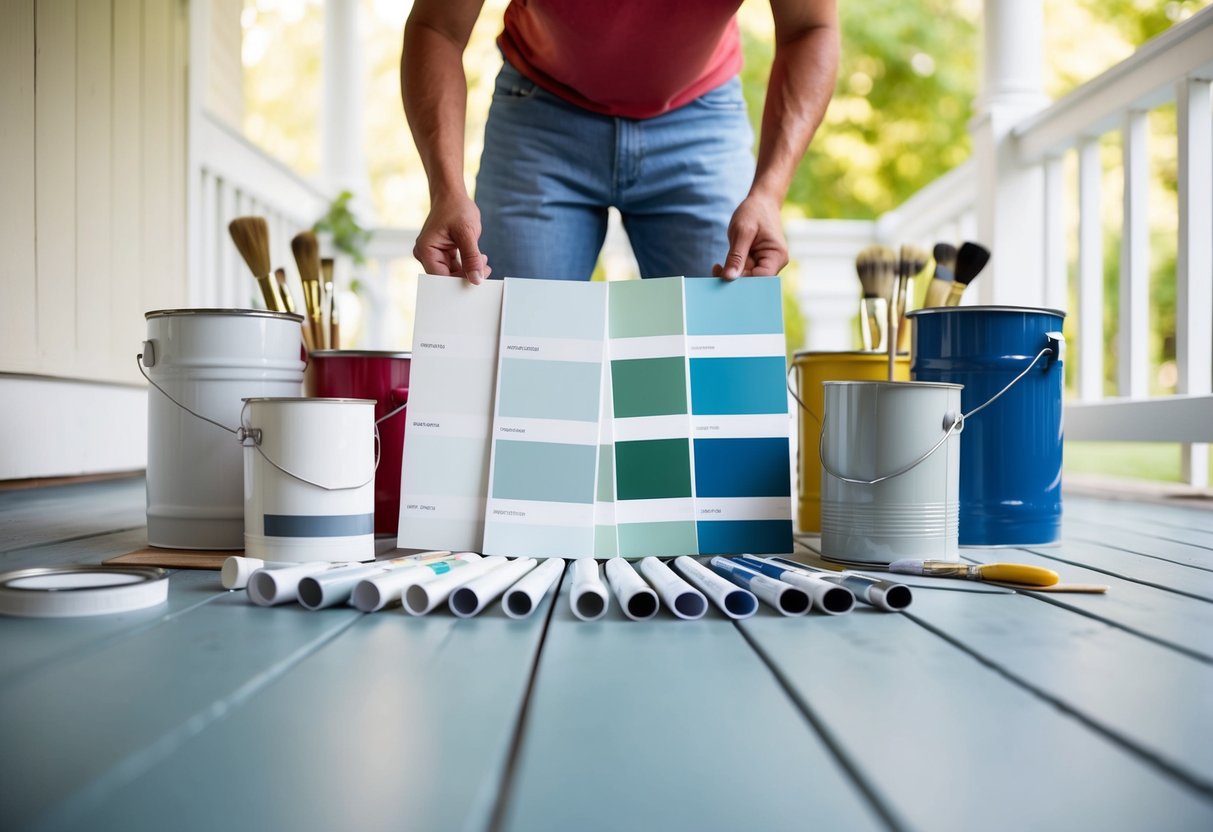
left=689, top=356, right=789, bottom=415
left=615, top=439, right=693, bottom=501
left=608, top=276, right=685, bottom=338
left=616, top=521, right=699, bottom=557
left=492, top=441, right=597, bottom=504
left=502, top=277, right=609, bottom=340
left=610, top=357, right=688, bottom=418
left=683, top=276, right=784, bottom=335
left=497, top=358, right=602, bottom=422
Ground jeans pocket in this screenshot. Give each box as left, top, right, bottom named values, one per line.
left=493, top=62, right=539, bottom=99
left=692, top=77, right=745, bottom=111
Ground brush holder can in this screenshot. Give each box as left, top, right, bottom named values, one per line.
left=142, top=309, right=305, bottom=549
left=819, top=380, right=963, bottom=564
left=241, top=397, right=377, bottom=563
left=909, top=306, right=1066, bottom=546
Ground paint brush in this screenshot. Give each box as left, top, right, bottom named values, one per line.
left=923, top=243, right=957, bottom=308
left=321, top=257, right=338, bottom=349
left=888, top=559, right=1060, bottom=588
left=274, top=267, right=313, bottom=351
left=945, top=242, right=991, bottom=306
left=290, top=232, right=326, bottom=350
left=856, top=245, right=894, bottom=351
left=228, top=217, right=280, bottom=311
left=896, top=245, right=930, bottom=354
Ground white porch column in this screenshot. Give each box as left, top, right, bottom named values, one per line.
left=322, top=0, right=372, bottom=217
left=970, top=0, right=1050, bottom=306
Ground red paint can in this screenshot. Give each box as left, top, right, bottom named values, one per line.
left=305, top=350, right=411, bottom=537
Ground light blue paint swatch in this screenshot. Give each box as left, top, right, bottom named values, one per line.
left=497, top=358, right=602, bottom=422
left=689, top=356, right=789, bottom=415
left=501, top=277, right=609, bottom=341
left=491, top=441, right=597, bottom=504
left=683, top=276, right=784, bottom=336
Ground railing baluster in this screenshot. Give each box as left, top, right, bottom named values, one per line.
left=218, top=180, right=237, bottom=308
left=1176, top=77, right=1213, bottom=487
left=1119, top=110, right=1150, bottom=398
left=1043, top=155, right=1067, bottom=312
left=200, top=169, right=218, bottom=308
left=1077, top=139, right=1104, bottom=401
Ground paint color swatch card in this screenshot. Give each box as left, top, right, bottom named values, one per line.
left=684, top=276, right=793, bottom=555
left=397, top=275, right=504, bottom=552
left=594, top=365, right=618, bottom=558
left=482, top=278, right=608, bottom=559
left=607, top=278, right=699, bottom=558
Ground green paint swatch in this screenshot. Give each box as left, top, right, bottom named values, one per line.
left=610, top=357, right=688, bottom=418
left=608, top=277, right=685, bottom=339
left=594, top=523, right=618, bottom=558
left=491, top=441, right=597, bottom=504
left=616, top=521, right=699, bottom=557
left=596, top=446, right=615, bottom=501
left=614, top=439, right=693, bottom=500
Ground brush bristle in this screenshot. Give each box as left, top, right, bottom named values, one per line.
left=933, top=243, right=957, bottom=278
left=898, top=245, right=929, bottom=281
left=955, top=242, right=991, bottom=286
left=321, top=258, right=335, bottom=287
left=291, top=232, right=321, bottom=284
left=857, top=245, right=896, bottom=301
left=228, top=217, right=271, bottom=277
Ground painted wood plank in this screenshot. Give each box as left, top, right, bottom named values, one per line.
left=35, top=0, right=79, bottom=371
left=1042, top=154, right=1068, bottom=313
left=0, top=566, right=221, bottom=684
left=0, top=592, right=360, bottom=830
left=498, top=582, right=885, bottom=832
left=75, top=0, right=115, bottom=381
left=1022, top=538, right=1213, bottom=603
left=961, top=547, right=1213, bottom=662
left=1064, top=517, right=1213, bottom=572
left=905, top=590, right=1213, bottom=794
left=167, top=0, right=188, bottom=314
left=0, top=478, right=146, bottom=553
left=1118, top=110, right=1149, bottom=398
left=0, top=0, right=38, bottom=372
left=110, top=0, right=145, bottom=384
left=740, top=607, right=1213, bottom=830
left=139, top=0, right=176, bottom=315
left=1076, top=138, right=1104, bottom=401
left=1065, top=493, right=1213, bottom=537
left=43, top=590, right=560, bottom=832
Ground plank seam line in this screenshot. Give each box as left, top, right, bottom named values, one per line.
left=0, top=524, right=147, bottom=556
left=1064, top=507, right=1213, bottom=537
left=733, top=620, right=908, bottom=832
left=1014, top=547, right=1213, bottom=605
left=0, top=585, right=223, bottom=695
left=29, top=614, right=364, bottom=832
left=484, top=567, right=567, bottom=832
left=1063, top=534, right=1213, bottom=575
left=903, top=612, right=1213, bottom=801
left=1069, top=521, right=1213, bottom=554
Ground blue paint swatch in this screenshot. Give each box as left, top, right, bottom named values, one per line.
left=689, top=357, right=788, bottom=415
left=694, top=438, right=792, bottom=498
left=683, top=276, right=784, bottom=336
left=696, top=519, right=793, bottom=555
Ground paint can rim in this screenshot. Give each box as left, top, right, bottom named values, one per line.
left=145, top=308, right=305, bottom=323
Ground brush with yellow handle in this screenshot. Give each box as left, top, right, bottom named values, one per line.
left=228, top=217, right=280, bottom=312
left=290, top=232, right=326, bottom=351
left=274, top=267, right=313, bottom=351
left=321, top=257, right=337, bottom=350
left=889, top=559, right=1060, bottom=587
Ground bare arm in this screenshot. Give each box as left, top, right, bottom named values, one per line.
left=716, top=0, right=839, bottom=278
left=401, top=0, right=490, bottom=283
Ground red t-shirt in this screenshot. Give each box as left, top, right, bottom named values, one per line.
left=498, top=0, right=744, bottom=119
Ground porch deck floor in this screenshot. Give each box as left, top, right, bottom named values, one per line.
left=2, top=477, right=1212, bottom=832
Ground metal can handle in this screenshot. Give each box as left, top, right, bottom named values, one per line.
left=238, top=401, right=381, bottom=492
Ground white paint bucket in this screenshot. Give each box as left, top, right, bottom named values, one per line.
left=142, top=309, right=305, bottom=549
left=819, top=381, right=964, bottom=564
left=241, top=397, right=377, bottom=563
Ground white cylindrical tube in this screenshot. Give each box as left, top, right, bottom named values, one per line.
left=673, top=556, right=757, bottom=619
left=350, top=553, right=481, bottom=613
left=297, top=552, right=466, bottom=611
left=502, top=558, right=565, bottom=619
left=709, top=558, right=810, bottom=617
left=222, top=556, right=321, bottom=591
left=604, top=557, right=658, bottom=621
left=449, top=557, right=537, bottom=619
left=748, top=558, right=855, bottom=615
left=638, top=557, right=707, bottom=620
left=247, top=562, right=340, bottom=606
left=403, top=556, right=507, bottom=616
left=570, top=558, right=609, bottom=621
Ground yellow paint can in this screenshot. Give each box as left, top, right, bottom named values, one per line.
left=790, top=351, right=910, bottom=532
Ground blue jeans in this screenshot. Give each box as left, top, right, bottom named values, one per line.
left=475, top=60, right=756, bottom=280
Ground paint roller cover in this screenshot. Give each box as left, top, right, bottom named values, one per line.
left=614, top=439, right=693, bottom=500
left=610, top=358, right=688, bottom=418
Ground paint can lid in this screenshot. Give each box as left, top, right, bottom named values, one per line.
left=307, top=350, right=412, bottom=359
left=240, top=397, right=378, bottom=405
left=145, top=308, right=305, bottom=323
left=0, top=566, right=169, bottom=618
left=906, top=305, right=1066, bottom=318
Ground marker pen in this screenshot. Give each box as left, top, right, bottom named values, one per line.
left=709, top=558, right=810, bottom=617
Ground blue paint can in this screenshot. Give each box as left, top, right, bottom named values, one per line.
left=908, top=306, right=1066, bottom=546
